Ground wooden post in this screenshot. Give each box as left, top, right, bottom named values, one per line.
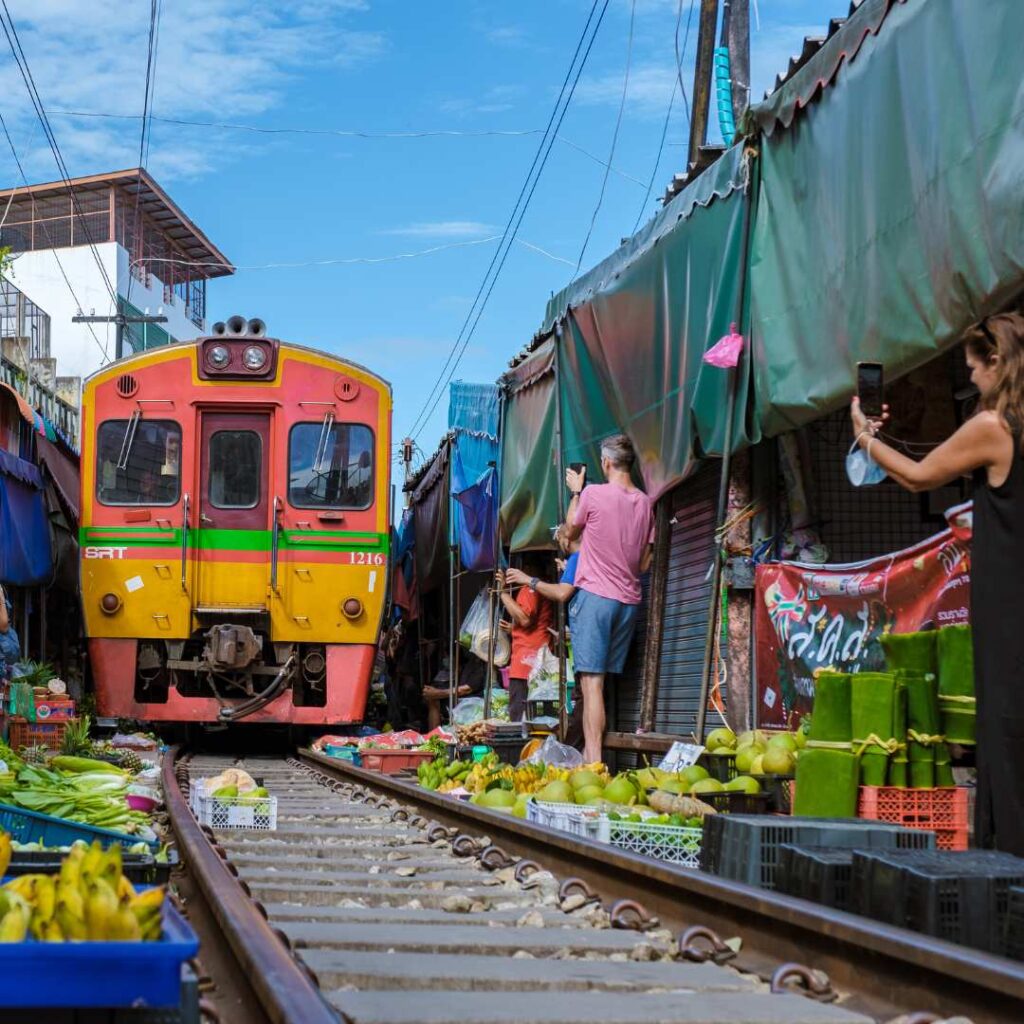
left=726, top=0, right=750, bottom=124
left=688, top=0, right=721, bottom=170
left=639, top=499, right=671, bottom=733
left=552, top=324, right=569, bottom=741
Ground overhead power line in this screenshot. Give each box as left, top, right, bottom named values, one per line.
left=0, top=2, right=119, bottom=310
left=406, top=0, right=613, bottom=442
left=574, top=0, right=636, bottom=276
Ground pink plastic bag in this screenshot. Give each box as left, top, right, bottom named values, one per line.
left=703, top=322, right=744, bottom=368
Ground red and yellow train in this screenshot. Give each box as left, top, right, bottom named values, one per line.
left=79, top=317, right=391, bottom=726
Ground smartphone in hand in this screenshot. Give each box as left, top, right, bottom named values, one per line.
left=568, top=462, right=587, bottom=486
left=856, top=361, right=884, bottom=419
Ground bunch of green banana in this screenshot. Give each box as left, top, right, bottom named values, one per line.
left=0, top=838, right=164, bottom=942
left=417, top=756, right=472, bottom=791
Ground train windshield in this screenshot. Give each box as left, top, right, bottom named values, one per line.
left=209, top=430, right=261, bottom=509
left=96, top=419, right=181, bottom=506
left=289, top=422, right=373, bottom=509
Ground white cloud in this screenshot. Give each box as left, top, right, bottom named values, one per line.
left=380, top=221, right=495, bottom=239
left=0, top=0, right=385, bottom=181
left=576, top=63, right=680, bottom=119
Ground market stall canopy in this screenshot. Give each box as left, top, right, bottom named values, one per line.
left=0, top=447, right=52, bottom=585
left=409, top=444, right=449, bottom=595
left=747, top=0, right=1024, bottom=436
left=543, top=144, right=756, bottom=502
left=448, top=382, right=499, bottom=571
left=498, top=340, right=559, bottom=552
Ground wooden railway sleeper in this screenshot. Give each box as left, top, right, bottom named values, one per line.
left=770, top=962, right=837, bottom=1003
left=677, top=924, right=737, bottom=965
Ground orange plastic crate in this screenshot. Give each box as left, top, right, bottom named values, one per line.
left=859, top=786, right=969, bottom=849
left=8, top=716, right=74, bottom=752
left=359, top=749, right=435, bottom=775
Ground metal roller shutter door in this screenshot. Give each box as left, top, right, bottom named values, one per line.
left=654, top=462, right=719, bottom=737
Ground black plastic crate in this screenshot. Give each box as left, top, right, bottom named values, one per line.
left=699, top=752, right=738, bottom=784
left=486, top=736, right=529, bottom=765
left=526, top=700, right=559, bottom=719
left=852, top=848, right=931, bottom=924
left=700, top=791, right=772, bottom=815
left=762, top=774, right=794, bottom=814
left=777, top=845, right=855, bottom=911
left=1002, top=886, right=1024, bottom=960
left=701, top=815, right=934, bottom=891
left=903, top=852, right=1024, bottom=953
left=7, top=848, right=177, bottom=886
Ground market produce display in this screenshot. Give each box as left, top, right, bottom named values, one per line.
left=937, top=624, right=976, bottom=745
left=0, top=835, right=164, bottom=941
left=794, top=671, right=859, bottom=818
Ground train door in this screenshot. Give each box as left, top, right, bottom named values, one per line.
left=194, top=411, right=271, bottom=611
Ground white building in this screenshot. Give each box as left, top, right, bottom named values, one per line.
left=0, top=169, right=233, bottom=389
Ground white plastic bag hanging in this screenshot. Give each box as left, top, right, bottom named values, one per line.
left=523, top=734, right=583, bottom=769
left=525, top=645, right=560, bottom=702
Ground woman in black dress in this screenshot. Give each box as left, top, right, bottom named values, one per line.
left=851, top=312, right=1024, bottom=856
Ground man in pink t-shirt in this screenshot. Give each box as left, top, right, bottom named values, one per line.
left=563, top=434, right=653, bottom=763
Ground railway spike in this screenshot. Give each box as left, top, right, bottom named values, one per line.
left=391, top=808, right=410, bottom=822
left=513, top=859, right=541, bottom=883
left=677, top=925, right=737, bottom=964
left=451, top=834, right=478, bottom=857
left=558, top=877, right=598, bottom=904
left=608, top=898, right=656, bottom=931
left=770, top=962, right=837, bottom=1003
left=478, top=845, right=514, bottom=870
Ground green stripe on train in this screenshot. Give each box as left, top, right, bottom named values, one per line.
left=80, top=526, right=389, bottom=554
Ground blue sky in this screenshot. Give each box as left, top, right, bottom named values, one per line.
left=1, top=0, right=827, bottom=470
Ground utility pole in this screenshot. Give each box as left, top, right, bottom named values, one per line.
left=401, top=437, right=414, bottom=506
left=687, top=0, right=721, bottom=171
left=726, top=0, right=750, bottom=126
left=72, top=311, right=169, bottom=361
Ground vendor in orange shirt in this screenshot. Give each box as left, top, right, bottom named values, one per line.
left=496, top=555, right=553, bottom=722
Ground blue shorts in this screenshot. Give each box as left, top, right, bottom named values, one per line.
left=568, top=589, right=640, bottom=675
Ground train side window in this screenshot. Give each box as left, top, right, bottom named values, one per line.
left=289, top=422, right=373, bottom=510
left=95, top=420, right=181, bottom=506
left=209, top=430, right=261, bottom=509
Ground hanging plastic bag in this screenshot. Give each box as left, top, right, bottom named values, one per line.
left=458, top=587, right=511, bottom=667
left=523, top=734, right=583, bottom=769
left=451, top=697, right=485, bottom=725
left=525, top=645, right=560, bottom=702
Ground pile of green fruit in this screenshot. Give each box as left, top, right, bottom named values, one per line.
left=705, top=727, right=805, bottom=777
left=607, top=811, right=703, bottom=828
left=418, top=756, right=472, bottom=791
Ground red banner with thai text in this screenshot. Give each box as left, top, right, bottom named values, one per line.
left=754, top=504, right=972, bottom=727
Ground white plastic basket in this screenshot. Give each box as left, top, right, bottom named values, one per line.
left=606, top=819, right=702, bottom=867
left=526, top=799, right=609, bottom=843
left=190, top=778, right=277, bottom=830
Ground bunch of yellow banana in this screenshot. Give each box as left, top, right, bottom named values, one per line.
left=0, top=838, right=164, bottom=942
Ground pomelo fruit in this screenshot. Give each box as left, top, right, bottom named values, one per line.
left=634, top=767, right=658, bottom=789
left=725, top=775, right=761, bottom=794
left=690, top=778, right=724, bottom=795
left=537, top=779, right=573, bottom=803
left=570, top=770, right=603, bottom=792
left=512, top=794, right=530, bottom=818
left=478, top=788, right=517, bottom=809
left=574, top=784, right=606, bottom=804
left=750, top=755, right=765, bottom=776
left=679, top=765, right=710, bottom=788
left=735, top=746, right=760, bottom=773
left=705, top=728, right=736, bottom=752
left=762, top=747, right=796, bottom=775
left=793, top=729, right=808, bottom=749
left=603, top=775, right=639, bottom=805
left=767, top=733, right=798, bottom=753
left=657, top=779, right=687, bottom=795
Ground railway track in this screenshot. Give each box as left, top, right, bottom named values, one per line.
left=164, top=750, right=1024, bottom=1024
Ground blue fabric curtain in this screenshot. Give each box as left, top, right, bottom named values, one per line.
left=0, top=448, right=52, bottom=585
left=448, top=382, right=500, bottom=570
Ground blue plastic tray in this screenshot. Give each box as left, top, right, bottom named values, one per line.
left=0, top=901, right=198, bottom=1007
left=0, top=801, right=159, bottom=851
left=324, top=745, right=361, bottom=765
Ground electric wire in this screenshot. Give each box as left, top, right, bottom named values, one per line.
left=0, top=3, right=119, bottom=309
left=674, top=0, right=697, bottom=129
left=406, top=0, right=611, bottom=442
left=573, top=0, right=635, bottom=276
left=0, top=110, right=109, bottom=362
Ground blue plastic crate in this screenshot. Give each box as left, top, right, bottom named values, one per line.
left=0, top=801, right=159, bottom=851
left=0, top=902, right=198, bottom=1008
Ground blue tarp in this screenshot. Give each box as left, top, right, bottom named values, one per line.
left=448, top=382, right=500, bottom=571
left=0, top=448, right=52, bottom=585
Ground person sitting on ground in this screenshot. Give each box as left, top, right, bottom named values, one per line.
left=496, top=555, right=554, bottom=723
left=562, top=434, right=653, bottom=764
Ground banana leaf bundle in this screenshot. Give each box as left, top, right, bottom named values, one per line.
left=851, top=672, right=897, bottom=786
left=880, top=630, right=938, bottom=677
left=937, top=624, right=976, bottom=745
left=901, top=670, right=942, bottom=788
left=889, top=675, right=908, bottom=788
left=795, top=671, right=858, bottom=818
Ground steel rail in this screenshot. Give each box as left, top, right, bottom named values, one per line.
left=301, top=749, right=1024, bottom=1024
left=162, top=747, right=341, bottom=1024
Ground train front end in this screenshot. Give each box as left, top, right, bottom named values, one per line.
left=80, top=323, right=392, bottom=726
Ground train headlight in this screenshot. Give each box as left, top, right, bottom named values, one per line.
left=242, top=345, right=267, bottom=371
left=100, top=593, right=122, bottom=614
left=207, top=344, right=231, bottom=369
left=341, top=598, right=363, bottom=620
